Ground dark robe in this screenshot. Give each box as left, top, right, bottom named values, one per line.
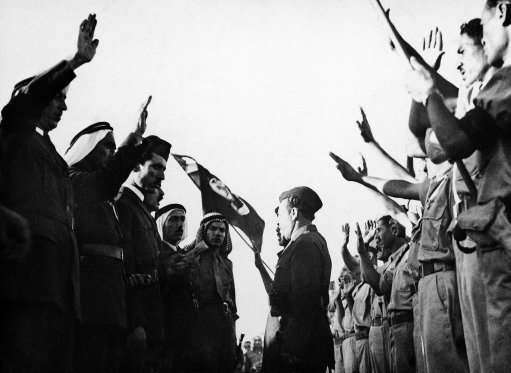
left=70, top=133, right=142, bottom=373
left=186, top=245, right=238, bottom=373
left=159, top=241, right=196, bottom=372
left=262, top=224, right=334, bottom=373
left=0, top=61, right=78, bottom=373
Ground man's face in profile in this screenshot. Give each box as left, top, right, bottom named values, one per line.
left=481, top=4, right=508, bottom=67
left=39, top=91, right=67, bottom=132
left=457, top=33, right=488, bottom=86
left=137, top=153, right=167, bottom=188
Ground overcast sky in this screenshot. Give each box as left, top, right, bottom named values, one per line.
left=1, top=0, right=484, bottom=339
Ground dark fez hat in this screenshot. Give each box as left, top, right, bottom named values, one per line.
left=142, top=135, right=172, bottom=161
left=279, top=186, right=323, bottom=216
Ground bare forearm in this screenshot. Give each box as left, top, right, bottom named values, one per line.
left=369, top=141, right=414, bottom=180
left=382, top=180, right=421, bottom=200
left=359, top=251, right=381, bottom=294
left=341, top=245, right=359, bottom=273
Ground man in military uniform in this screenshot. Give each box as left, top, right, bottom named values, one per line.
left=116, top=138, right=170, bottom=373
left=338, top=267, right=357, bottom=373
left=355, top=216, right=416, bottom=373
left=261, top=186, right=334, bottom=373
left=65, top=113, right=155, bottom=373
left=414, top=169, right=468, bottom=373
left=0, top=14, right=98, bottom=373
left=405, top=2, right=511, bottom=370
left=341, top=223, right=379, bottom=373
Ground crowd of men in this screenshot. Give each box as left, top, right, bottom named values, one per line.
left=1, top=0, right=511, bottom=372
left=322, top=1, right=511, bottom=373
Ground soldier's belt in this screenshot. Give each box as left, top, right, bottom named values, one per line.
left=420, top=262, right=454, bottom=278
left=389, top=311, right=413, bottom=326
left=127, top=270, right=159, bottom=287
left=371, top=317, right=387, bottom=327
left=81, top=244, right=123, bottom=261
left=340, top=331, right=355, bottom=342
left=355, top=326, right=370, bottom=340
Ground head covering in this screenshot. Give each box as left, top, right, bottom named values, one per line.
left=278, top=186, right=323, bottom=219
left=155, top=203, right=187, bottom=242
left=194, top=212, right=232, bottom=256
left=64, top=122, right=113, bottom=167
left=141, top=135, right=171, bottom=162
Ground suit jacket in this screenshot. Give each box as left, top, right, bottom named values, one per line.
left=69, top=135, right=142, bottom=327
left=0, top=61, right=80, bottom=317
left=116, top=187, right=164, bottom=343
left=263, top=224, right=334, bottom=370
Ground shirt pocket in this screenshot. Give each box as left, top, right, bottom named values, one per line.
left=420, top=195, right=449, bottom=252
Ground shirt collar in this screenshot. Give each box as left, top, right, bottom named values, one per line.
left=123, top=183, right=144, bottom=202
left=162, top=240, right=179, bottom=252
left=35, top=127, right=44, bottom=136
left=389, top=243, right=409, bottom=262
left=281, top=224, right=317, bottom=252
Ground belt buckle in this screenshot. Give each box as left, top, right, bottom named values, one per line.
left=222, top=302, right=229, bottom=314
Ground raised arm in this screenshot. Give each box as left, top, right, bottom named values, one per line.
left=329, top=152, right=411, bottom=218
left=355, top=222, right=382, bottom=295
left=406, top=57, right=477, bottom=160
left=1, top=14, right=99, bottom=133
left=356, top=107, right=414, bottom=180
left=340, top=223, right=359, bottom=273
left=70, top=97, right=158, bottom=204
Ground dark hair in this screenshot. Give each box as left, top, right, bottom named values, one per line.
left=460, top=18, right=483, bottom=45
left=377, top=215, right=406, bottom=238
left=377, top=215, right=393, bottom=227
left=486, top=0, right=500, bottom=8
left=287, top=196, right=315, bottom=221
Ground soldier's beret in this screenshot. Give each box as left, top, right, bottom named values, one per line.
left=279, top=186, right=323, bottom=216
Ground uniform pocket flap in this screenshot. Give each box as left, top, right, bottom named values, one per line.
left=457, top=199, right=499, bottom=232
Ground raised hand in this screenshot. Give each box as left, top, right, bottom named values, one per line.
left=422, top=27, right=444, bottom=71
left=355, top=222, right=368, bottom=256
left=357, top=156, right=368, bottom=177
left=356, top=108, right=375, bottom=143
left=341, top=223, right=350, bottom=249
left=329, top=152, right=364, bottom=183
left=136, top=95, right=152, bottom=136
left=363, top=220, right=376, bottom=245
left=406, top=57, right=435, bottom=105
left=75, top=14, right=99, bottom=65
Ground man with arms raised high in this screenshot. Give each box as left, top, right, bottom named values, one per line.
left=406, top=2, right=511, bottom=370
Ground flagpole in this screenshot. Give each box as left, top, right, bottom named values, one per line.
left=229, top=223, right=275, bottom=276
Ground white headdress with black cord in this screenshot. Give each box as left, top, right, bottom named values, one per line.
left=64, top=122, right=113, bottom=167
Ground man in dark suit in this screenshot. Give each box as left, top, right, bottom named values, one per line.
left=261, top=186, right=334, bottom=373
left=116, top=139, right=170, bottom=373
left=0, top=14, right=99, bottom=373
